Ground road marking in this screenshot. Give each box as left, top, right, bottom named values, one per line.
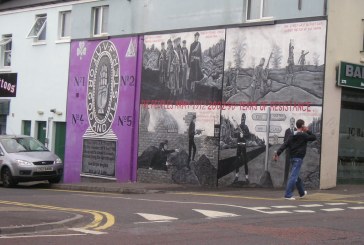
left=264, top=211, right=292, bottom=214
left=271, top=205, right=296, bottom=209
left=193, top=209, right=239, bottom=218
left=0, top=200, right=114, bottom=231
left=299, top=204, right=323, bottom=207
left=321, top=208, right=345, bottom=212
left=348, top=207, right=364, bottom=210
left=136, top=213, right=178, bottom=222
left=294, top=210, right=316, bottom=213
left=69, top=228, right=107, bottom=235
left=325, top=203, right=347, bottom=206
left=249, top=207, right=271, bottom=210
left=0, top=234, right=86, bottom=239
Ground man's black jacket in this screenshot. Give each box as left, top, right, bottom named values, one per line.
left=277, top=130, right=316, bottom=159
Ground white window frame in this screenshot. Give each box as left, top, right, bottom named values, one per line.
left=27, top=15, right=47, bottom=41
left=59, top=11, right=71, bottom=40
left=246, top=0, right=274, bottom=22
left=0, top=35, right=12, bottom=68
left=92, top=5, right=109, bottom=37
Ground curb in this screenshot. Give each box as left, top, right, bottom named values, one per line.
left=51, top=184, right=152, bottom=194
left=0, top=213, right=84, bottom=235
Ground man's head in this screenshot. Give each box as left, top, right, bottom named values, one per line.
left=241, top=113, right=246, bottom=124
left=161, top=42, right=165, bottom=49
left=296, top=119, right=305, bottom=129
left=194, top=32, right=200, bottom=41
left=192, top=114, right=196, bottom=122
left=182, top=40, right=186, bottom=47
left=259, top=58, right=265, bottom=66
left=290, top=117, right=295, bottom=128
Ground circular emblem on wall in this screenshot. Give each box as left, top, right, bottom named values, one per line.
left=87, top=40, right=120, bottom=135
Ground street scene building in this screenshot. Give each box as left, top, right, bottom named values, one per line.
left=0, top=0, right=363, bottom=188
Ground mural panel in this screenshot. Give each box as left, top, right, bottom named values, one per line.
left=64, top=37, right=141, bottom=182
left=223, top=20, right=326, bottom=105
left=141, top=29, right=225, bottom=103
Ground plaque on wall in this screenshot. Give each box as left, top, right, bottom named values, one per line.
left=82, top=139, right=116, bottom=177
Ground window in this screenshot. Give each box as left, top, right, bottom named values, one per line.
left=0, top=34, right=12, bottom=67
left=59, top=11, right=71, bottom=39
left=246, top=0, right=273, bottom=21
left=92, top=6, right=109, bottom=36
left=27, top=14, right=47, bottom=41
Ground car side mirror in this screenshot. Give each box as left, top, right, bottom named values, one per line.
left=0, top=151, right=4, bottom=156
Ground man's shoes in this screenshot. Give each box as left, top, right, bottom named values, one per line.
left=299, top=191, right=308, bottom=199
left=233, top=177, right=239, bottom=183
left=284, top=196, right=296, bottom=200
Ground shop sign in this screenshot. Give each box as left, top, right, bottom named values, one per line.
left=338, top=61, right=364, bottom=90
left=0, top=73, right=17, bottom=97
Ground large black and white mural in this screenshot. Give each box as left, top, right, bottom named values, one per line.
left=223, top=21, right=326, bottom=105
left=137, top=20, right=327, bottom=188
left=141, top=29, right=225, bottom=102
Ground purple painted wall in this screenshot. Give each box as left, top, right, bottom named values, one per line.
left=64, top=36, right=142, bottom=183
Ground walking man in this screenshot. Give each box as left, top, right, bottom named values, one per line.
left=188, top=114, right=197, bottom=164
left=273, top=119, right=316, bottom=200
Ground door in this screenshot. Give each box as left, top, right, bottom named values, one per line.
left=54, top=122, right=66, bottom=162
left=37, top=121, right=47, bottom=145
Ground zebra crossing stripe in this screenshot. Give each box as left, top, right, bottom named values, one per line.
left=321, top=208, right=345, bottom=212
left=263, top=211, right=292, bottom=214
left=325, top=203, right=347, bottom=206
left=348, top=207, right=364, bottom=210
left=299, top=204, right=323, bottom=207
left=250, top=207, right=271, bottom=210
left=294, top=210, right=316, bottom=213
left=271, top=205, right=296, bottom=209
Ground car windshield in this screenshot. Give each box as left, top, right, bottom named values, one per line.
left=0, top=137, right=49, bottom=153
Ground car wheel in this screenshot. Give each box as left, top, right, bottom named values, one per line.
left=2, top=168, right=17, bottom=188
left=48, top=176, right=61, bottom=184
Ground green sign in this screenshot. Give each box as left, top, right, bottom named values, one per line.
left=338, top=61, right=364, bottom=90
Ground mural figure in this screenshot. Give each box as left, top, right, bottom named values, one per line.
left=298, top=50, right=309, bottom=71
left=188, top=114, right=197, bottom=166
left=97, top=64, right=109, bottom=114
left=169, top=38, right=181, bottom=96
left=181, top=40, right=189, bottom=92
left=250, top=55, right=272, bottom=102
left=188, top=32, right=203, bottom=92
left=287, top=39, right=295, bottom=74
left=234, top=113, right=251, bottom=183
left=283, top=117, right=296, bottom=186
left=273, top=119, right=316, bottom=199
left=150, top=140, right=179, bottom=171
left=158, top=42, right=168, bottom=86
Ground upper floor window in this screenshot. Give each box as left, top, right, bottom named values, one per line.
left=27, top=14, right=47, bottom=41
left=92, top=5, right=109, bottom=36
left=0, top=34, right=12, bottom=68
left=59, top=11, right=71, bottom=39
left=246, top=0, right=273, bottom=21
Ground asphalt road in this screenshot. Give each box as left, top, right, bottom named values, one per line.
left=0, top=184, right=363, bottom=245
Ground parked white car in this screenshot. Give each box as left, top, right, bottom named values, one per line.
left=0, top=135, right=63, bottom=187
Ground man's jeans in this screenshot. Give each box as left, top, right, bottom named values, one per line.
left=285, top=158, right=305, bottom=198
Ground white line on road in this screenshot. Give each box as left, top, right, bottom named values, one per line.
left=0, top=234, right=86, bottom=239
left=294, top=210, right=316, bottom=213
left=299, top=204, right=323, bottom=207
left=325, top=203, right=348, bottom=206
left=321, top=208, right=345, bottom=212
left=264, top=211, right=292, bottom=214
left=68, top=228, right=107, bottom=235
left=136, top=213, right=178, bottom=222
left=347, top=207, right=364, bottom=210
left=271, top=205, right=297, bottom=209
left=193, top=209, right=240, bottom=218
left=249, top=207, right=271, bottom=210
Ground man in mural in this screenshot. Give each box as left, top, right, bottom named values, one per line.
left=250, top=57, right=269, bottom=102
left=273, top=119, right=316, bottom=200
left=188, top=114, right=197, bottom=165
left=234, top=113, right=250, bottom=183
left=181, top=40, right=189, bottom=93
left=158, top=42, right=168, bottom=86
left=287, top=39, right=295, bottom=75
left=176, top=37, right=184, bottom=95
left=283, top=117, right=296, bottom=186
left=150, top=140, right=179, bottom=171
left=169, top=38, right=181, bottom=96
left=298, top=50, right=309, bottom=71
left=188, top=32, right=203, bottom=92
